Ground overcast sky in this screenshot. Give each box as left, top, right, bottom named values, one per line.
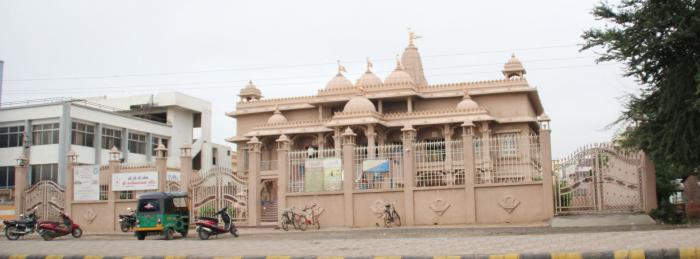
left=0, top=0, right=638, bottom=158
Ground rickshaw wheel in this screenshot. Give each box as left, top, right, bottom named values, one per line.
left=163, top=228, right=173, bottom=240
left=179, top=230, right=188, bottom=238
left=136, top=232, right=146, bottom=240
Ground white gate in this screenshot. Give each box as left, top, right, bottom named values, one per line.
left=554, top=143, right=644, bottom=214
left=190, top=166, right=248, bottom=223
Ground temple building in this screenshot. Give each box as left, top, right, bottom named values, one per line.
left=227, top=35, right=554, bottom=227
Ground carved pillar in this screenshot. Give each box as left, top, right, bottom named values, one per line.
left=341, top=128, right=356, bottom=227
left=407, top=97, right=413, bottom=113
left=333, top=127, right=341, bottom=157
left=461, top=121, right=476, bottom=224
left=276, top=135, right=291, bottom=222
left=538, top=115, right=554, bottom=220
left=65, top=150, right=77, bottom=216
left=641, top=151, right=657, bottom=212
left=366, top=124, right=376, bottom=158
left=316, top=132, right=326, bottom=158
left=155, top=141, right=168, bottom=192
left=13, top=154, right=28, bottom=218
left=480, top=122, right=492, bottom=181
left=247, top=137, right=262, bottom=226
left=401, top=124, right=417, bottom=226
left=180, top=144, right=192, bottom=193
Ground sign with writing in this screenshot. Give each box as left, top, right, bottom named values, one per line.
left=362, top=159, right=390, bottom=173
left=304, top=159, right=324, bottom=192
left=74, top=165, right=100, bottom=201
left=112, top=172, right=158, bottom=191
left=322, top=158, right=342, bottom=191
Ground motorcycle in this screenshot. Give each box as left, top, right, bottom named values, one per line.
left=195, top=206, right=239, bottom=240
left=3, top=206, right=39, bottom=240
left=118, top=208, right=136, bottom=232
left=37, top=212, right=82, bottom=241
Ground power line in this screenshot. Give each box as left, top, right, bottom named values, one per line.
left=2, top=55, right=595, bottom=92
left=3, top=63, right=616, bottom=96
left=2, top=44, right=580, bottom=82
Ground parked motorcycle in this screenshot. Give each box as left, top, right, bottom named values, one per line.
left=37, top=212, right=82, bottom=241
left=3, top=206, right=39, bottom=240
left=118, top=208, right=136, bottom=232
left=195, top=206, right=239, bottom=240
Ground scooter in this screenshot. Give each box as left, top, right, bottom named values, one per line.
left=118, top=208, right=136, bottom=232
left=3, top=206, right=39, bottom=240
left=195, top=206, right=239, bottom=240
left=37, top=212, right=82, bottom=241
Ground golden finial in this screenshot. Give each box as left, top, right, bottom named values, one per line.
left=408, top=27, right=421, bottom=46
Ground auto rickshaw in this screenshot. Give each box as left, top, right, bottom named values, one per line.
left=134, top=192, right=189, bottom=240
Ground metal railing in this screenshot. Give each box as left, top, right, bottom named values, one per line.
left=414, top=140, right=465, bottom=187
left=353, top=144, right=404, bottom=191
left=474, top=134, right=542, bottom=185
left=287, top=149, right=339, bottom=193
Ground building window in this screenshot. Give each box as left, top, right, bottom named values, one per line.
left=30, top=164, right=58, bottom=185
left=119, top=191, right=134, bottom=200
left=102, top=128, right=122, bottom=150
left=212, top=147, right=218, bottom=165
left=0, top=126, right=25, bottom=148
left=32, top=123, right=60, bottom=145
left=128, top=132, right=146, bottom=154
left=99, top=185, right=108, bottom=200
left=71, top=122, right=95, bottom=147
left=497, top=133, right=518, bottom=157
left=0, top=166, right=15, bottom=189
left=151, top=136, right=168, bottom=156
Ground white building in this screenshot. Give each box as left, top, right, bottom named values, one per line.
left=0, top=92, right=231, bottom=187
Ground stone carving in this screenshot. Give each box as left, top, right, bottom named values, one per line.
left=429, top=198, right=451, bottom=225
left=498, top=195, right=520, bottom=214
left=83, top=208, right=97, bottom=224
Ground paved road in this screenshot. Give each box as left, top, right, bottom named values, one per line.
left=0, top=225, right=697, bottom=256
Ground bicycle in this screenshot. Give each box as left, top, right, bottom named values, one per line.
left=382, top=202, right=401, bottom=228
left=280, top=207, right=298, bottom=231
left=301, top=203, right=321, bottom=230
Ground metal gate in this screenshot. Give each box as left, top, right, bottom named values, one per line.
left=554, top=143, right=644, bottom=214
left=190, top=166, right=248, bottom=223
left=24, top=181, right=65, bottom=221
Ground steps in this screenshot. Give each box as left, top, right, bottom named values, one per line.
left=261, top=201, right=278, bottom=223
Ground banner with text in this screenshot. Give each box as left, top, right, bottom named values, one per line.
left=74, top=165, right=100, bottom=201
left=112, top=172, right=158, bottom=191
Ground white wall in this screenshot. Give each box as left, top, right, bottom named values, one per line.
left=0, top=147, right=23, bottom=167
left=72, top=145, right=95, bottom=165
left=0, top=104, right=62, bottom=123
left=29, top=144, right=59, bottom=164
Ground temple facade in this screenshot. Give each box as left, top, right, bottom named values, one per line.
left=228, top=36, right=554, bottom=227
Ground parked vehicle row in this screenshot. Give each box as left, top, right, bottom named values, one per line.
left=280, top=203, right=321, bottom=231
left=3, top=205, right=83, bottom=241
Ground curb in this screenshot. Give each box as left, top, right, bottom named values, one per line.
left=1, top=248, right=700, bottom=259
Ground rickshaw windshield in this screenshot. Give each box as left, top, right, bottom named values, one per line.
left=138, top=199, right=161, bottom=213
left=165, top=197, right=188, bottom=214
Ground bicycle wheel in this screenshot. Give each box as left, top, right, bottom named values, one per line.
left=298, top=216, right=308, bottom=231
left=314, top=217, right=320, bottom=230
left=281, top=216, right=290, bottom=231
left=392, top=211, right=402, bottom=227
left=383, top=212, right=391, bottom=228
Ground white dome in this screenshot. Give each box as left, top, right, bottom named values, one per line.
left=267, top=109, right=288, bottom=124
left=343, top=95, right=376, bottom=113
left=355, top=72, right=383, bottom=87
left=325, top=74, right=354, bottom=89
left=384, top=70, right=414, bottom=85
left=456, top=93, right=479, bottom=110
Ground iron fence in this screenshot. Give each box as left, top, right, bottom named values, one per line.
left=474, top=134, right=542, bottom=185
left=353, top=144, right=404, bottom=190
left=414, top=140, right=465, bottom=187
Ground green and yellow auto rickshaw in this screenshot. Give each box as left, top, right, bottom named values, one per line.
left=134, top=192, right=189, bottom=240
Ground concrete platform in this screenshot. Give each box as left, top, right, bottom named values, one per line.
left=551, top=213, right=657, bottom=227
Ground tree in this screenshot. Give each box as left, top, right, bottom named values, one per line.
left=581, top=0, right=700, bottom=202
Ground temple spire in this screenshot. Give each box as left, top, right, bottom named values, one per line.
left=401, top=28, right=428, bottom=87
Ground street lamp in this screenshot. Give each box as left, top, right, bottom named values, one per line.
left=109, top=146, right=121, bottom=162
left=16, top=154, right=28, bottom=167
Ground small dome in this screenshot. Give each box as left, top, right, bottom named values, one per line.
left=355, top=72, right=383, bottom=87
left=502, top=54, right=527, bottom=78
left=325, top=74, right=354, bottom=89
left=456, top=91, right=479, bottom=110
left=384, top=58, right=414, bottom=85
left=343, top=94, right=376, bottom=113
left=240, top=80, right=262, bottom=97
left=267, top=109, right=288, bottom=124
